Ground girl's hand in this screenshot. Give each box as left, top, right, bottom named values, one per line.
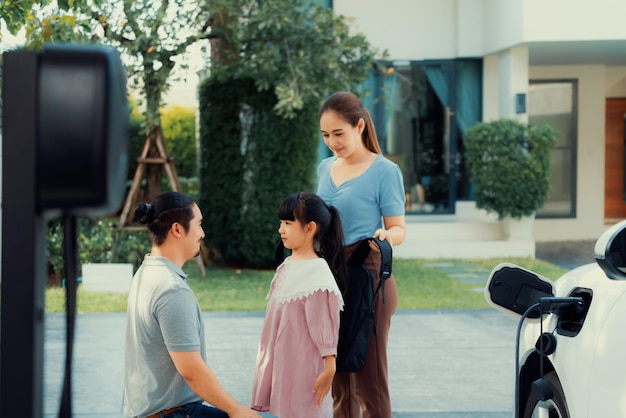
left=312, top=369, right=334, bottom=405
left=313, top=355, right=336, bottom=405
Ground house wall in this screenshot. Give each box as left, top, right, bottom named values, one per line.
left=332, top=0, right=483, bottom=60
left=334, top=0, right=626, bottom=247
left=334, top=0, right=626, bottom=61
left=481, top=0, right=524, bottom=55
left=606, top=67, right=626, bottom=98
left=522, top=0, right=626, bottom=42
left=481, top=0, right=626, bottom=54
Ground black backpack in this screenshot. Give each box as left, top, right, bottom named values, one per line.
left=336, top=238, right=392, bottom=373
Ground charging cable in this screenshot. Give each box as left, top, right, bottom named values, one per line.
left=514, top=296, right=584, bottom=417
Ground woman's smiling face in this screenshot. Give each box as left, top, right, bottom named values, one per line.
left=320, top=110, right=364, bottom=159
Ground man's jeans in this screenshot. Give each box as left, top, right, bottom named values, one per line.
left=163, top=401, right=228, bottom=418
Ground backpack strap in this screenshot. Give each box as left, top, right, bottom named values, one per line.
left=375, top=238, right=393, bottom=282
left=348, top=238, right=393, bottom=303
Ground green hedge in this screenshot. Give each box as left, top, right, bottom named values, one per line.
left=198, top=77, right=319, bottom=268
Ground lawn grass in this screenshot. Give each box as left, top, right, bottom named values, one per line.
left=44, top=257, right=570, bottom=313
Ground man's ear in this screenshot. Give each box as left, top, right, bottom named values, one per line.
left=170, top=222, right=183, bottom=237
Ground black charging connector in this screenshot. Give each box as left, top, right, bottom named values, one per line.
left=539, top=297, right=585, bottom=315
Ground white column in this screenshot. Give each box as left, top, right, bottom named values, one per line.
left=498, top=46, right=529, bottom=123
left=482, top=54, right=499, bottom=122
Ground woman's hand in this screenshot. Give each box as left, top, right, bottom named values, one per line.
left=373, top=228, right=393, bottom=246
left=375, top=215, right=406, bottom=247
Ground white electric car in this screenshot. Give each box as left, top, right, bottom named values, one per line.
left=485, top=219, right=626, bottom=418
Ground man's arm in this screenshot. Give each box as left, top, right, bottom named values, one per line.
left=169, top=350, right=260, bottom=418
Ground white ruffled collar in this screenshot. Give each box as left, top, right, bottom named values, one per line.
left=270, top=257, right=344, bottom=310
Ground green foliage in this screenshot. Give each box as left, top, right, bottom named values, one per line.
left=126, top=101, right=198, bottom=198
left=198, top=78, right=318, bottom=268
left=198, top=78, right=246, bottom=265
left=127, top=97, right=148, bottom=180
left=464, top=119, right=558, bottom=219
left=47, top=217, right=151, bottom=280
left=110, top=228, right=152, bottom=268
left=161, top=105, right=197, bottom=178
left=0, top=0, right=38, bottom=36
left=197, top=0, right=381, bottom=268
left=21, top=0, right=213, bottom=127
left=207, top=0, right=382, bottom=118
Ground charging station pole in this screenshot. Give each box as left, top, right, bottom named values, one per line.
left=1, top=44, right=128, bottom=417
left=1, top=50, right=48, bottom=416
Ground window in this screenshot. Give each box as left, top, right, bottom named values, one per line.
left=529, top=80, right=578, bottom=218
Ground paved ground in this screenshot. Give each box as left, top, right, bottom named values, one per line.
left=535, top=240, right=596, bottom=270
left=43, top=310, right=519, bottom=418
left=40, top=240, right=596, bottom=418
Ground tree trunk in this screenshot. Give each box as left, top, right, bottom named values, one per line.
left=144, top=70, right=165, bottom=202
left=145, top=126, right=163, bottom=202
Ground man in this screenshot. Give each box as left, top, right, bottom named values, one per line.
left=124, top=192, right=260, bottom=418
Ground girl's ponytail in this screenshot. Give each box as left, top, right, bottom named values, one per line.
left=321, top=206, right=348, bottom=292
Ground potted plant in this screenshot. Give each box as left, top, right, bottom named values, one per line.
left=463, top=118, right=557, bottom=238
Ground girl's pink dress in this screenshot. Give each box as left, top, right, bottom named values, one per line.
left=251, top=257, right=344, bottom=418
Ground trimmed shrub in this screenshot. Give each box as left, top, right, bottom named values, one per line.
left=198, top=77, right=319, bottom=268
left=464, top=119, right=557, bottom=219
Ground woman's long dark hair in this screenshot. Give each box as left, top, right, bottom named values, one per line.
left=133, top=192, right=195, bottom=246
left=277, top=192, right=348, bottom=291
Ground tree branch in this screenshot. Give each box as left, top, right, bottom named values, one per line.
left=122, top=0, right=144, bottom=40
left=283, top=39, right=300, bottom=95
left=152, top=0, right=169, bottom=34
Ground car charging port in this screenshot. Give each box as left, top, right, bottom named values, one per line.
left=555, top=288, right=593, bottom=337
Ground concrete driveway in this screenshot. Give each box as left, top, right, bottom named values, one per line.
left=43, top=310, right=517, bottom=418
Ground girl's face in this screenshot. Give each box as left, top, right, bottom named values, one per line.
left=320, top=110, right=365, bottom=159
left=278, top=218, right=312, bottom=253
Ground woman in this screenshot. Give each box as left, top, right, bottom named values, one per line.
left=316, top=91, right=406, bottom=418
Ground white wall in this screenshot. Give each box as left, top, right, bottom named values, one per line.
left=455, top=0, right=484, bottom=57
left=334, top=0, right=626, bottom=62
left=481, top=0, right=525, bottom=56
left=523, top=0, right=626, bottom=42
left=483, top=54, right=500, bottom=121
left=481, top=0, right=626, bottom=57
left=333, top=0, right=465, bottom=60
left=530, top=65, right=609, bottom=241
left=606, top=66, right=626, bottom=98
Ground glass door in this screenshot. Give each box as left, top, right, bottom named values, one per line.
left=382, top=62, right=457, bottom=214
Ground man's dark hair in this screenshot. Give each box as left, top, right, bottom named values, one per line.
left=134, top=192, right=195, bottom=245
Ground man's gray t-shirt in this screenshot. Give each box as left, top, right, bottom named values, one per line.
left=123, top=255, right=205, bottom=417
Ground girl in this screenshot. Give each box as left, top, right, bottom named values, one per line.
left=317, top=91, right=406, bottom=418
left=251, top=192, right=347, bottom=418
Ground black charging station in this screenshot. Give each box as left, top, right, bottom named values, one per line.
left=1, top=44, right=129, bottom=417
